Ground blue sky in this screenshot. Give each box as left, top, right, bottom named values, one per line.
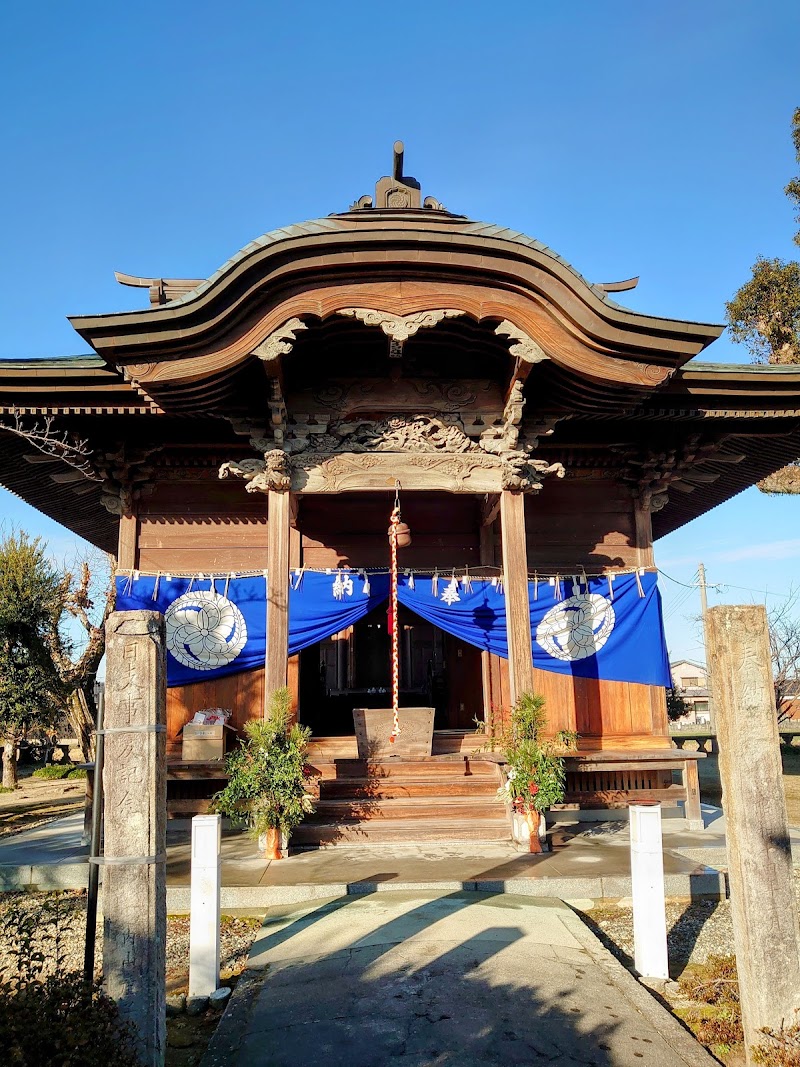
left=0, top=0, right=798, bottom=662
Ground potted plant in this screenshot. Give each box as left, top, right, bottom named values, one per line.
left=212, top=687, right=316, bottom=859
left=496, top=692, right=577, bottom=853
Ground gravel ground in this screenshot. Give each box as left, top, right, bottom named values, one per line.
left=576, top=872, right=800, bottom=977
left=0, top=892, right=261, bottom=991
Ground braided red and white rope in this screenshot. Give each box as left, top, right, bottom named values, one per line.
left=389, top=504, right=401, bottom=742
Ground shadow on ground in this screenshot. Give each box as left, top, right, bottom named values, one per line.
left=201, top=891, right=708, bottom=1067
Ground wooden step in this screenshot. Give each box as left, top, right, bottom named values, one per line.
left=292, top=817, right=510, bottom=846
left=307, top=796, right=506, bottom=822
left=311, top=757, right=499, bottom=780
left=306, top=731, right=486, bottom=761
left=319, top=776, right=498, bottom=799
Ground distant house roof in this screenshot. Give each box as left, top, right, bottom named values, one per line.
left=670, top=659, right=707, bottom=671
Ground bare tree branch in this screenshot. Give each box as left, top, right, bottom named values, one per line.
left=0, top=409, right=101, bottom=481
left=768, top=590, right=800, bottom=720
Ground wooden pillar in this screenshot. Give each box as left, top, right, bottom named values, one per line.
left=479, top=502, right=497, bottom=734
left=500, top=490, right=534, bottom=705
left=265, top=489, right=291, bottom=712
left=117, top=511, right=138, bottom=571
left=287, top=499, right=302, bottom=723
left=102, top=610, right=166, bottom=1067
left=707, top=604, right=800, bottom=1062
left=681, top=757, right=703, bottom=831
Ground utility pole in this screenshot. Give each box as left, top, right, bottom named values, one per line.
left=698, top=563, right=715, bottom=730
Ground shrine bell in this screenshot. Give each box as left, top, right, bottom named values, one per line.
left=388, top=520, right=412, bottom=547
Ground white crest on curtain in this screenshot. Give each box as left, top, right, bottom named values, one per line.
left=165, top=591, right=247, bottom=671
left=535, top=593, right=615, bottom=662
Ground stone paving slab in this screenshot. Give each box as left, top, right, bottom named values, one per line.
left=200, top=892, right=717, bottom=1067
left=0, top=812, right=728, bottom=904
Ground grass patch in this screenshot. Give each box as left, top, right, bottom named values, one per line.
left=675, top=955, right=743, bottom=1059
left=66, top=768, right=86, bottom=780
left=31, top=765, right=76, bottom=780
left=0, top=785, right=15, bottom=794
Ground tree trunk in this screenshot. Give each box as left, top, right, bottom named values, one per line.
left=2, top=739, right=18, bottom=790
left=67, top=686, right=96, bottom=761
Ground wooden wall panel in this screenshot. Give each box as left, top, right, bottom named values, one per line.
left=524, top=478, right=637, bottom=570
left=525, top=669, right=666, bottom=747
left=166, top=667, right=264, bottom=751
left=300, top=492, right=481, bottom=569
left=137, top=478, right=268, bottom=572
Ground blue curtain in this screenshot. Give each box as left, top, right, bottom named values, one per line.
left=396, top=572, right=671, bottom=687
left=397, top=575, right=508, bottom=655
left=116, top=569, right=670, bottom=689
left=115, top=574, right=268, bottom=687
left=528, top=572, right=671, bottom=686
left=288, top=571, right=389, bottom=654
left=115, top=571, right=390, bottom=688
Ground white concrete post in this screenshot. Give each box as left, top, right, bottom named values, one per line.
left=629, top=802, right=669, bottom=979
left=189, top=814, right=221, bottom=998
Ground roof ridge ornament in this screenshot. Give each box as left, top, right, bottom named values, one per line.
left=350, top=141, right=447, bottom=212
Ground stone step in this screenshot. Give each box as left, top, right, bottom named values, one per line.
left=307, top=796, right=508, bottom=822
left=319, top=776, right=498, bottom=799
left=292, top=817, right=510, bottom=846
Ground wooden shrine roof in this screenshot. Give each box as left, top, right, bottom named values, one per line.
left=1, top=143, right=798, bottom=551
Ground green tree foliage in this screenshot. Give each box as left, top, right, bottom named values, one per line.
left=212, top=687, right=316, bottom=837
left=496, top=692, right=578, bottom=813
left=787, top=105, right=800, bottom=248
left=726, top=108, right=800, bottom=495
left=0, top=533, right=65, bottom=788
left=666, top=686, right=689, bottom=721
left=0, top=531, right=114, bottom=787
left=726, top=256, right=800, bottom=365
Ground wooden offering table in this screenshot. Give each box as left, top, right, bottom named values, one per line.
left=353, top=707, right=436, bottom=759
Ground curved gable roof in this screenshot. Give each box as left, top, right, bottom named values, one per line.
left=68, top=209, right=723, bottom=385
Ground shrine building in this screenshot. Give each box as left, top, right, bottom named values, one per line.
left=3, top=144, right=800, bottom=842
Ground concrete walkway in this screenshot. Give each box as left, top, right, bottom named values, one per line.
left=0, top=809, right=730, bottom=903
left=200, top=892, right=716, bottom=1067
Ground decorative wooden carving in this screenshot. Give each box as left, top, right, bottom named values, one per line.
left=336, top=308, right=465, bottom=356
left=251, top=318, right=307, bottom=372
left=292, top=452, right=504, bottom=493
left=501, top=452, right=565, bottom=493
left=290, top=378, right=502, bottom=419
left=95, top=445, right=162, bottom=516
left=616, top=436, right=743, bottom=513
left=219, top=405, right=566, bottom=495
left=495, top=320, right=549, bottom=383
left=267, top=380, right=287, bottom=442
left=219, top=449, right=291, bottom=494
left=479, top=380, right=525, bottom=455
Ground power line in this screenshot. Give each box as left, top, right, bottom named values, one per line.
left=715, top=581, right=796, bottom=602
left=658, top=568, right=703, bottom=591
